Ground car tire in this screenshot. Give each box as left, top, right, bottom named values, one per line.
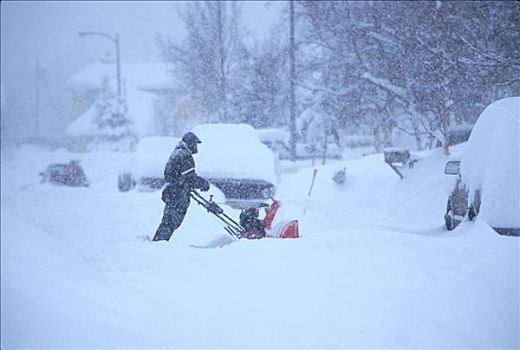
left=445, top=211, right=454, bottom=230
left=468, top=190, right=481, bottom=221
left=445, top=211, right=462, bottom=231
left=468, top=206, right=476, bottom=221
left=445, top=199, right=461, bottom=231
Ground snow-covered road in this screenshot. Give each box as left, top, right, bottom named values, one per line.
left=2, top=146, right=518, bottom=348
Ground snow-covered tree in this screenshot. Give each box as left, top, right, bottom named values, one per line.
left=297, top=89, right=339, bottom=163
left=157, top=1, right=248, bottom=122
left=296, top=1, right=519, bottom=154
left=240, top=30, right=289, bottom=128
left=89, top=75, right=136, bottom=152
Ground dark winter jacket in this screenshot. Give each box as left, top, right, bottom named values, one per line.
left=161, top=141, right=209, bottom=204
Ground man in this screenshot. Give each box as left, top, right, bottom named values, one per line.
left=152, top=132, right=210, bottom=241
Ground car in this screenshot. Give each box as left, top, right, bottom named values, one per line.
left=118, top=136, right=177, bottom=192
left=193, top=123, right=278, bottom=208
left=443, top=155, right=470, bottom=230
left=39, top=160, right=89, bottom=187
left=118, top=124, right=278, bottom=209
left=436, top=124, right=473, bottom=148
left=443, top=96, right=519, bottom=236
left=256, top=128, right=343, bottom=160
left=255, top=128, right=291, bottom=159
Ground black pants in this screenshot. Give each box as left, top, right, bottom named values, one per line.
left=152, top=200, right=189, bottom=241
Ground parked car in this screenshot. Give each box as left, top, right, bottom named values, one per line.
left=436, top=124, right=474, bottom=148
left=443, top=155, right=470, bottom=230
left=118, top=124, right=278, bottom=209
left=443, top=96, right=519, bottom=236
left=39, top=160, right=89, bottom=187
left=256, top=128, right=342, bottom=160
left=118, top=136, right=177, bottom=192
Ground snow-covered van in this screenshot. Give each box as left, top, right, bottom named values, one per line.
left=443, top=96, right=519, bottom=236
left=118, top=124, right=278, bottom=209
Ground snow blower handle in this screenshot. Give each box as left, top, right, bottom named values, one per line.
left=190, top=191, right=243, bottom=239
left=207, top=201, right=224, bottom=215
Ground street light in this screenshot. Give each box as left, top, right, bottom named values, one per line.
left=78, top=31, right=122, bottom=101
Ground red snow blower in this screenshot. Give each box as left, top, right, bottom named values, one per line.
left=190, top=191, right=299, bottom=240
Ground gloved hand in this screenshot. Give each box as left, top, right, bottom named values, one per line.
left=199, top=178, right=210, bottom=192
left=207, top=202, right=224, bottom=214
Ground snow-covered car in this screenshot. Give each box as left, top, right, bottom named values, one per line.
left=193, top=123, right=278, bottom=208
left=256, top=127, right=342, bottom=160
left=118, top=136, right=178, bottom=192
left=436, top=124, right=473, bottom=148
left=443, top=96, right=519, bottom=236
left=39, top=160, right=89, bottom=187
left=118, top=124, right=278, bottom=209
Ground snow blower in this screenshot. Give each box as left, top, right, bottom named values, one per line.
left=191, top=191, right=299, bottom=240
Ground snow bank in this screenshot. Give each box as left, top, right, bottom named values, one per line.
left=0, top=213, right=195, bottom=348
left=1, top=139, right=518, bottom=348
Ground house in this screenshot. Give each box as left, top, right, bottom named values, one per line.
left=65, top=62, right=195, bottom=150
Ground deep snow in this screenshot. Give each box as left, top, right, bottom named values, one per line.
left=1, top=144, right=519, bottom=348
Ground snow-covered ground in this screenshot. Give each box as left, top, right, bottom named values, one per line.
left=1, top=144, right=518, bottom=348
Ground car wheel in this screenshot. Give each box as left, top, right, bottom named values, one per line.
left=445, top=210, right=454, bottom=230
left=445, top=211, right=462, bottom=231
left=468, top=190, right=481, bottom=221
left=468, top=206, right=476, bottom=221
left=445, top=199, right=461, bottom=231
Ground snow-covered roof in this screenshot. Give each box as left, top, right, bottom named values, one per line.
left=460, top=96, right=520, bottom=228
left=66, top=62, right=174, bottom=138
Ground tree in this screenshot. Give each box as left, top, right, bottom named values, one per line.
left=89, top=75, right=136, bottom=152
left=297, top=90, right=338, bottom=164
left=296, top=1, right=519, bottom=154
left=240, top=30, right=289, bottom=128
left=157, top=1, right=247, bottom=123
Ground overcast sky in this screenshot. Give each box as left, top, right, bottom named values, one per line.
left=0, top=1, right=284, bottom=137
left=1, top=1, right=283, bottom=82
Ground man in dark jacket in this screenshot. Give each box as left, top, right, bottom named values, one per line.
left=152, top=132, right=210, bottom=241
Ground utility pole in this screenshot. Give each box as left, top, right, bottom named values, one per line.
left=34, top=56, right=41, bottom=138
left=217, top=3, right=228, bottom=121
left=289, top=0, right=297, bottom=162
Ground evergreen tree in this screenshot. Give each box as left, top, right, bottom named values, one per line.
left=90, top=75, right=136, bottom=152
